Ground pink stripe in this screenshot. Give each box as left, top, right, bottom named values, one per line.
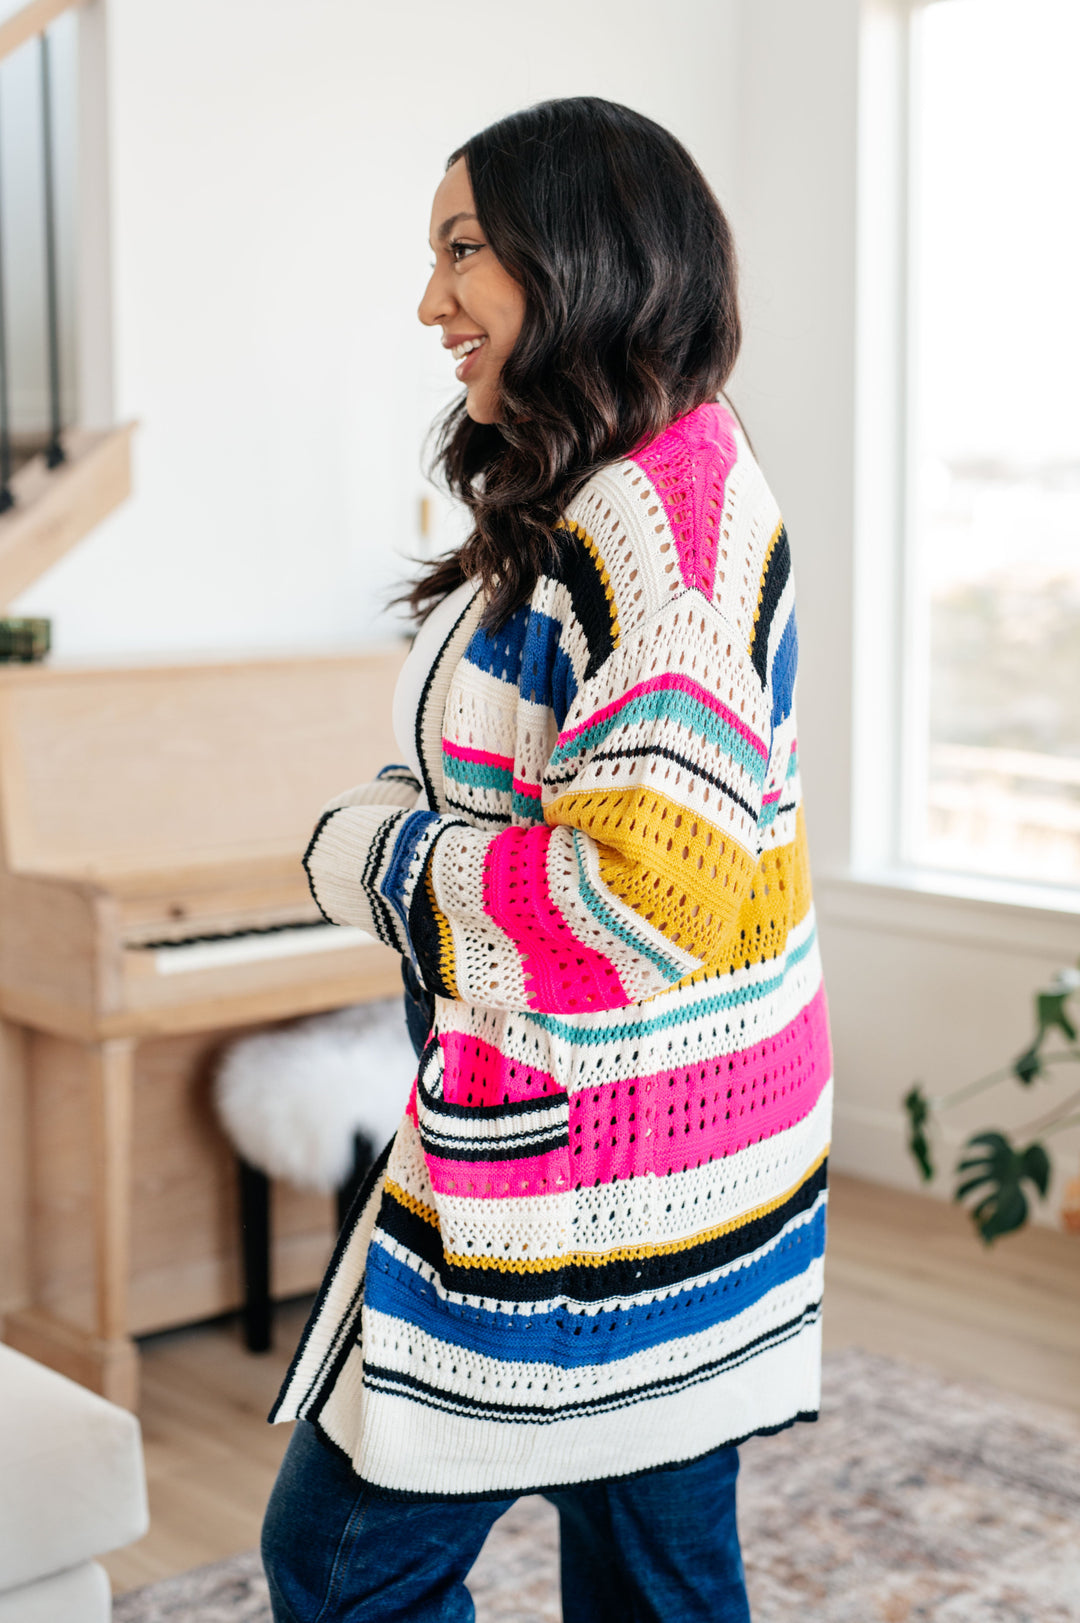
left=482, top=825, right=629, bottom=1014
left=630, top=404, right=738, bottom=600
left=567, top=982, right=831, bottom=1185
left=512, top=777, right=542, bottom=800
left=557, top=673, right=768, bottom=761
left=423, top=1147, right=571, bottom=1201
left=762, top=788, right=783, bottom=805
left=440, top=1032, right=561, bottom=1108
left=443, top=740, right=514, bottom=770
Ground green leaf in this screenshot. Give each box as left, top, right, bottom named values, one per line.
left=1036, top=991, right=1078, bottom=1044
left=952, top=1130, right=1051, bottom=1243
left=1020, top=1141, right=1051, bottom=1196
left=903, top=1084, right=934, bottom=1181
left=1013, top=1045, right=1043, bottom=1085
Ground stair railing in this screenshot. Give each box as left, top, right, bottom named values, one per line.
left=0, top=0, right=88, bottom=508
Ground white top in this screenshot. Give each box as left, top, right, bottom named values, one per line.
left=391, top=580, right=477, bottom=805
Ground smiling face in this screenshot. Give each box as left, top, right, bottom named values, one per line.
left=418, top=158, right=526, bottom=424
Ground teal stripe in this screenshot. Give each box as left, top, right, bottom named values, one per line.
left=443, top=755, right=513, bottom=792
left=786, top=748, right=799, bottom=780
left=512, top=791, right=547, bottom=824
left=525, top=925, right=818, bottom=1045
left=550, top=691, right=768, bottom=786
left=571, top=831, right=687, bottom=983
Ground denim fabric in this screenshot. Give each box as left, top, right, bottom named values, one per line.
left=262, top=1420, right=751, bottom=1623
left=401, top=956, right=435, bottom=1058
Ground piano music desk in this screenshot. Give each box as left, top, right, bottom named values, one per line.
left=0, top=648, right=407, bottom=1408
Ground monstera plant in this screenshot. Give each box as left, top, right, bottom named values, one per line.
left=904, top=960, right=1080, bottom=1242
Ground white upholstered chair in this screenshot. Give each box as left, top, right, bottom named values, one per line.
left=0, top=1343, right=148, bottom=1621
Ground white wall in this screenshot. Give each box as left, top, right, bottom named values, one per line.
left=729, top=0, right=1080, bottom=1223
left=11, top=0, right=740, bottom=656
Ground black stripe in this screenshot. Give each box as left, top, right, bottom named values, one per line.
left=361, top=1300, right=821, bottom=1427
left=415, top=592, right=479, bottom=811
left=556, top=743, right=759, bottom=822
left=547, top=527, right=617, bottom=681
left=268, top=1134, right=396, bottom=1424
left=416, top=1048, right=570, bottom=1124
left=407, top=822, right=468, bottom=1001
left=378, top=1158, right=827, bottom=1304
left=751, top=525, right=790, bottom=689
left=301, top=810, right=340, bottom=923
left=419, top=1128, right=570, bottom=1163
left=362, top=809, right=408, bottom=951
left=442, top=795, right=513, bottom=826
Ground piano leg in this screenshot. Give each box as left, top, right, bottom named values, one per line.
left=239, top=1158, right=272, bottom=1353
left=3, top=1036, right=140, bottom=1410
left=88, top=1037, right=139, bottom=1407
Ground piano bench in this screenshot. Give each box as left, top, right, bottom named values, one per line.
left=236, top=1132, right=374, bottom=1354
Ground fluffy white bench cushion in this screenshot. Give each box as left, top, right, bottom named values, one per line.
left=0, top=1560, right=111, bottom=1623
left=214, top=999, right=416, bottom=1193
left=0, top=1344, right=148, bottom=1595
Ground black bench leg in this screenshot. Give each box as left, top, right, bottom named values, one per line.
left=336, top=1132, right=375, bottom=1233
left=239, top=1156, right=272, bottom=1353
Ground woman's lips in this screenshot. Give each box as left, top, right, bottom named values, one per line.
left=454, top=337, right=487, bottom=382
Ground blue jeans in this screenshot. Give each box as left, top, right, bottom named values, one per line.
left=262, top=1420, right=751, bottom=1622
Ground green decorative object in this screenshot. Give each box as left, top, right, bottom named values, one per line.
left=904, top=960, right=1080, bottom=1243
left=0, top=618, right=51, bottom=663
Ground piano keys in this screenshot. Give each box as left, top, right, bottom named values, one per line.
left=0, top=647, right=407, bottom=1406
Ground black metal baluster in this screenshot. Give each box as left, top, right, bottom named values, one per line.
left=0, top=84, right=13, bottom=514
left=39, top=30, right=64, bottom=469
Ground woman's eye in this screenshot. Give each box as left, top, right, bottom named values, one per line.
left=450, top=239, right=482, bottom=264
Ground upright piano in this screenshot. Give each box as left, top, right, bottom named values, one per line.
left=0, top=647, right=405, bottom=1406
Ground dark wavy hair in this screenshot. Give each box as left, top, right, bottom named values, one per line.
left=408, top=96, right=741, bottom=626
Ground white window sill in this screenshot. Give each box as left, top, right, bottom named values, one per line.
left=814, top=865, right=1080, bottom=958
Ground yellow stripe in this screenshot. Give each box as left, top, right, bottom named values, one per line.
left=426, top=866, right=459, bottom=1000
left=749, top=519, right=785, bottom=657
left=547, top=783, right=758, bottom=960
left=676, top=809, right=814, bottom=983
left=383, top=1145, right=828, bottom=1275
left=556, top=518, right=621, bottom=650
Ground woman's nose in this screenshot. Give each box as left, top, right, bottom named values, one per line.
left=418, top=268, right=454, bottom=327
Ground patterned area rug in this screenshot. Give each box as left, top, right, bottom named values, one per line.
left=114, top=1350, right=1080, bottom=1623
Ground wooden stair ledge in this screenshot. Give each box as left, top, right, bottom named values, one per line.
left=0, top=424, right=136, bottom=611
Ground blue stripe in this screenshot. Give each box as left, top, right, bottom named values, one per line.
left=550, top=691, right=768, bottom=787
left=551, top=647, right=578, bottom=732
left=364, top=1206, right=826, bottom=1370
left=464, top=607, right=530, bottom=682
left=526, top=926, right=818, bottom=1046
left=771, top=614, right=798, bottom=730
left=380, top=810, right=442, bottom=932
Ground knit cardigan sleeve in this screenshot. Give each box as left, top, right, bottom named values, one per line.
left=304, top=586, right=772, bottom=1015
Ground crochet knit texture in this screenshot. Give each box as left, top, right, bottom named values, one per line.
left=273, top=401, right=832, bottom=1499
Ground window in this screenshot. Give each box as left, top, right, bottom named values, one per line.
left=903, top=0, right=1080, bottom=889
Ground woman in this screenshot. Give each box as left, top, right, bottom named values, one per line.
left=263, top=96, right=831, bottom=1623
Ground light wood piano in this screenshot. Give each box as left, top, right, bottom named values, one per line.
left=0, top=648, right=406, bottom=1406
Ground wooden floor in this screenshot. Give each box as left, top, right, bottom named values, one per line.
left=101, top=1173, right=1080, bottom=1595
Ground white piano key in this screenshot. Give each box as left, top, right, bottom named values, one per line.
left=153, top=924, right=375, bottom=975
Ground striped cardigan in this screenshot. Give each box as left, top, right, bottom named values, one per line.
left=271, top=401, right=832, bottom=1499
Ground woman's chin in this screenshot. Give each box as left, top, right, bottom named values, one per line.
left=464, top=385, right=497, bottom=425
